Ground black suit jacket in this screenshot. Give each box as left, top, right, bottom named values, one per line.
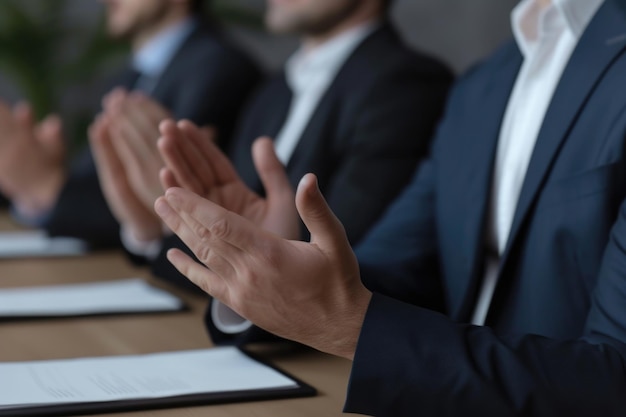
left=184, top=23, right=453, bottom=341
left=231, top=23, right=452, bottom=244
left=344, top=1, right=626, bottom=415
left=44, top=19, right=260, bottom=248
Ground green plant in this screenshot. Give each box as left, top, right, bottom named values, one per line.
left=0, top=0, right=127, bottom=120
left=0, top=0, right=262, bottom=148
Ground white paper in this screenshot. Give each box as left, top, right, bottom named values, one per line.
left=0, top=347, right=299, bottom=410
left=0, top=230, right=87, bottom=258
left=0, top=279, right=183, bottom=317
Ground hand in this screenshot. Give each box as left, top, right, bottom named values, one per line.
left=89, top=114, right=163, bottom=242
left=158, top=120, right=300, bottom=240
left=155, top=174, right=372, bottom=360
left=0, top=101, right=65, bottom=216
left=103, top=89, right=170, bottom=211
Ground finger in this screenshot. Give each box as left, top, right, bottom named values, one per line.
left=38, top=114, right=62, bottom=140
left=159, top=187, right=266, bottom=257
left=252, top=137, right=293, bottom=200
left=158, top=120, right=214, bottom=194
left=159, top=167, right=181, bottom=190
left=109, top=119, right=143, bottom=169
left=109, top=114, right=161, bottom=184
left=102, top=88, right=127, bottom=112
left=155, top=194, right=242, bottom=278
left=166, top=248, right=230, bottom=302
left=123, top=96, right=164, bottom=148
left=115, top=109, right=160, bottom=162
left=158, top=120, right=207, bottom=193
left=89, top=115, right=126, bottom=186
left=130, top=93, right=170, bottom=124
left=199, top=126, right=218, bottom=143
left=180, top=120, right=239, bottom=184
left=295, top=174, right=350, bottom=253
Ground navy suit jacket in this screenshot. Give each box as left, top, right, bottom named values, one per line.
left=43, top=20, right=260, bottom=248
left=151, top=23, right=453, bottom=294
left=345, top=1, right=626, bottom=416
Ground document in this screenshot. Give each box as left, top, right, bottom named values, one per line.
left=0, top=347, right=314, bottom=416
left=0, top=279, right=184, bottom=318
left=0, top=231, right=87, bottom=258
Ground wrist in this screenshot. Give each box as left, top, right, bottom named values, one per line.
left=319, top=285, right=372, bottom=361
left=13, top=166, right=65, bottom=217
left=120, top=224, right=163, bottom=260
left=126, top=223, right=164, bottom=243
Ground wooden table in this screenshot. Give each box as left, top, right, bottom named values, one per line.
left=0, top=238, right=353, bottom=416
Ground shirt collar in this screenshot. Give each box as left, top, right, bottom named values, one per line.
left=285, top=20, right=379, bottom=94
left=133, top=17, right=196, bottom=78
left=512, top=0, right=604, bottom=57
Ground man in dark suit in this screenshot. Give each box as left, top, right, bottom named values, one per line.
left=126, top=0, right=451, bottom=293
left=155, top=0, right=626, bottom=414
left=0, top=0, right=259, bottom=248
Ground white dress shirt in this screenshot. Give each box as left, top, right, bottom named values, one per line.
left=212, top=21, right=378, bottom=335
left=471, top=0, right=604, bottom=325
left=274, top=21, right=378, bottom=164
left=132, top=17, right=196, bottom=93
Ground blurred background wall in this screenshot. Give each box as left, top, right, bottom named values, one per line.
left=0, top=0, right=519, bottom=147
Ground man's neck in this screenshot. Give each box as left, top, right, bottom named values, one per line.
left=131, top=12, right=190, bottom=53
left=301, top=8, right=381, bottom=51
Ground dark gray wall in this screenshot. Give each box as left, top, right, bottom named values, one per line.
left=0, top=0, right=520, bottom=111
left=224, top=0, right=519, bottom=73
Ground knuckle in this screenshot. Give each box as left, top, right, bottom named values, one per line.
left=209, top=218, right=229, bottom=239
left=195, top=224, right=212, bottom=242
left=195, top=244, right=212, bottom=265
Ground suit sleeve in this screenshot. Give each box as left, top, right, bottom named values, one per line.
left=344, top=109, right=626, bottom=417
left=322, top=66, right=451, bottom=245
left=44, top=148, right=121, bottom=248
left=345, top=276, right=626, bottom=417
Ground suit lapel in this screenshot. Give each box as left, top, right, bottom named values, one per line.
left=148, top=28, right=198, bottom=101
left=236, top=76, right=292, bottom=193
left=499, top=0, right=626, bottom=271
left=286, top=25, right=394, bottom=175
left=149, top=22, right=218, bottom=102
left=449, top=45, right=523, bottom=321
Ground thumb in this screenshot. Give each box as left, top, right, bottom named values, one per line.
left=296, top=173, right=349, bottom=252
left=252, top=137, right=293, bottom=200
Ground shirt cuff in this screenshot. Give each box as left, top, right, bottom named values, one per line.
left=211, top=300, right=253, bottom=334
left=120, top=226, right=163, bottom=260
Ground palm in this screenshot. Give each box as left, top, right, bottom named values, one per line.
left=159, top=121, right=299, bottom=240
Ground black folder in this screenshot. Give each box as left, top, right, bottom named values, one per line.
left=0, top=349, right=317, bottom=417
